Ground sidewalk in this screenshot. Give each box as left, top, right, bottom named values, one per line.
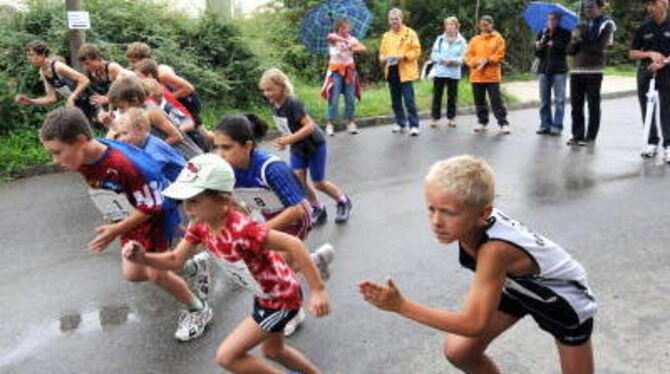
left=502, top=75, right=637, bottom=104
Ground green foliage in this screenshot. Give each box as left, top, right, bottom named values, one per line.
left=0, top=128, right=50, bottom=177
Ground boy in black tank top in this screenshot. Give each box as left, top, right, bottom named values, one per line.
left=359, top=155, right=596, bottom=374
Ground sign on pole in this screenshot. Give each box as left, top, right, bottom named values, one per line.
left=67, top=11, right=90, bottom=30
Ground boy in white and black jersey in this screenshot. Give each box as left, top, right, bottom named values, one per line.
left=359, top=155, right=596, bottom=374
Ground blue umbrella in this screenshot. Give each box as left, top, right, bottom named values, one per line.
left=523, top=2, right=579, bottom=33
left=299, top=0, right=372, bottom=54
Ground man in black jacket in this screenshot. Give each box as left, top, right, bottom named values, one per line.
left=566, top=0, right=616, bottom=146
left=630, top=0, right=670, bottom=161
left=535, top=12, right=572, bottom=136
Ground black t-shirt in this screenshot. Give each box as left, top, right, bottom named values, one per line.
left=632, top=18, right=670, bottom=74
left=272, top=96, right=325, bottom=158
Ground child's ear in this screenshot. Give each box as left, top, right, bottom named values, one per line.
left=479, top=205, right=493, bottom=221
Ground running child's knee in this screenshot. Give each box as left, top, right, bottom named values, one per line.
left=215, top=346, right=238, bottom=369
left=122, top=267, right=148, bottom=282
left=313, top=181, right=327, bottom=190
left=443, top=339, right=477, bottom=369
left=261, top=342, right=284, bottom=360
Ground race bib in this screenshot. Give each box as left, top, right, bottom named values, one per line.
left=273, top=116, right=292, bottom=136
left=218, top=259, right=269, bottom=298
left=88, top=188, right=132, bottom=222
left=235, top=188, right=285, bottom=214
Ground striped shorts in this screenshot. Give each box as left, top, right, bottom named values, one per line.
left=252, top=299, right=300, bottom=333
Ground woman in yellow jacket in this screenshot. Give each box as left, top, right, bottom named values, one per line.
left=379, top=8, right=422, bottom=136
left=465, top=16, right=511, bottom=134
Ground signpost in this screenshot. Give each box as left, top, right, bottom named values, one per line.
left=66, top=0, right=86, bottom=72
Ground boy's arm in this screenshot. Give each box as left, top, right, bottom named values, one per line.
left=123, top=238, right=198, bottom=271
left=158, top=68, right=195, bottom=99
left=263, top=230, right=330, bottom=317
left=89, top=208, right=151, bottom=252
left=147, top=108, right=184, bottom=145
left=55, top=61, right=90, bottom=107
left=359, top=242, right=507, bottom=337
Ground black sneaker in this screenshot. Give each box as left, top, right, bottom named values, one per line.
left=566, top=138, right=586, bottom=147
left=536, top=128, right=551, bottom=135
left=312, top=206, right=327, bottom=226
left=335, top=196, right=352, bottom=224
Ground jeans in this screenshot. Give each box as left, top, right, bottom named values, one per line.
left=570, top=73, right=603, bottom=141
left=637, top=70, right=670, bottom=147
left=327, top=71, right=356, bottom=122
left=388, top=66, right=419, bottom=128
left=538, top=73, right=567, bottom=131
left=472, top=82, right=508, bottom=126
left=432, top=77, right=459, bottom=120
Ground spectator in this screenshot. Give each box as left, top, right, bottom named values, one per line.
left=430, top=16, right=467, bottom=129
left=566, top=0, right=616, bottom=147
left=465, top=16, right=511, bottom=135
left=629, top=0, right=670, bottom=161
left=535, top=12, right=572, bottom=136
left=379, top=8, right=422, bottom=136
left=322, top=19, right=366, bottom=136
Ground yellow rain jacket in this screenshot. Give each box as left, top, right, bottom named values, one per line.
left=379, top=26, right=421, bottom=82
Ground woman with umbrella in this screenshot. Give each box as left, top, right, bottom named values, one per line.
left=323, top=19, right=366, bottom=136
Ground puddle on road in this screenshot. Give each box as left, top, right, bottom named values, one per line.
left=0, top=305, right=138, bottom=368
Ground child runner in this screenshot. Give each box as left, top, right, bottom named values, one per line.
left=359, top=155, right=597, bottom=374
left=77, top=43, right=131, bottom=108
left=125, top=42, right=203, bottom=127
left=106, top=75, right=203, bottom=160
left=259, top=68, right=353, bottom=226
left=122, top=153, right=331, bottom=374
left=14, top=40, right=98, bottom=122
left=210, top=113, right=336, bottom=336
left=39, top=107, right=212, bottom=342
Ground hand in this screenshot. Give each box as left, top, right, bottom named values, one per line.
left=443, top=58, right=453, bottom=66
left=476, top=58, right=488, bottom=70
left=358, top=277, right=405, bottom=313
left=273, top=136, right=291, bottom=148
left=14, top=94, right=32, bottom=106
left=99, top=111, right=114, bottom=127
left=88, top=224, right=120, bottom=253
left=647, top=51, right=666, bottom=64
left=648, top=60, right=666, bottom=73
left=90, top=94, right=109, bottom=106
left=66, top=97, right=76, bottom=108
left=121, top=240, right=146, bottom=263
left=308, top=289, right=331, bottom=317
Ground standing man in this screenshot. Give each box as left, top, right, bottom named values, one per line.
left=566, top=0, right=616, bottom=147
left=630, top=0, right=670, bottom=161
left=465, top=15, right=511, bottom=135
left=379, top=8, right=422, bottom=136
left=535, top=12, right=572, bottom=136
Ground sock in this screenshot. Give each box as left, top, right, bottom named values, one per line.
left=337, top=195, right=348, bottom=204
left=181, top=259, right=198, bottom=278
left=311, top=201, right=323, bottom=210
left=189, top=296, right=204, bottom=312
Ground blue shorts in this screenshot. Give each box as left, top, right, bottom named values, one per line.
left=290, top=143, right=327, bottom=182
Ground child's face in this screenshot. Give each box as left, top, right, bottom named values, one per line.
left=212, top=131, right=252, bottom=169
left=424, top=183, right=490, bottom=245
left=25, top=50, right=44, bottom=66
left=261, top=82, right=284, bottom=104
left=115, top=121, right=148, bottom=147
left=41, top=137, right=88, bottom=171
left=183, top=194, right=226, bottom=224
left=81, top=58, right=102, bottom=72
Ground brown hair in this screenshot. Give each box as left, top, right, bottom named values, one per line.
left=334, top=19, right=350, bottom=32
left=26, top=40, right=50, bottom=56
left=77, top=43, right=104, bottom=62
left=201, top=190, right=250, bottom=216
left=134, top=58, right=160, bottom=79
left=40, top=107, right=93, bottom=144
left=108, top=75, right=147, bottom=108
left=125, top=42, right=152, bottom=60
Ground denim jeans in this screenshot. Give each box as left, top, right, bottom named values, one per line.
left=327, top=71, right=356, bottom=122
left=538, top=73, right=567, bottom=131
left=388, top=66, right=419, bottom=128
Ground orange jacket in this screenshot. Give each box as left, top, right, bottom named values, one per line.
left=465, top=31, right=506, bottom=83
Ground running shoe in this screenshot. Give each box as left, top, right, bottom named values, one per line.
left=326, top=123, right=335, bottom=137
left=391, top=124, right=405, bottom=133
left=347, top=122, right=359, bottom=134
left=311, top=205, right=328, bottom=226
left=641, top=144, right=658, bottom=158
left=310, top=243, right=335, bottom=281
left=473, top=124, right=487, bottom=133
left=499, top=125, right=511, bottom=135
left=174, top=301, right=213, bottom=342
left=335, top=196, right=352, bottom=224
left=284, top=308, right=306, bottom=337
left=410, top=127, right=420, bottom=137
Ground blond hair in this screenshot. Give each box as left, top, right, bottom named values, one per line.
left=140, top=78, right=164, bottom=99
left=118, top=107, right=150, bottom=132
left=425, top=155, right=495, bottom=208
left=389, top=8, right=404, bottom=19
left=259, top=68, right=294, bottom=96
left=444, top=16, right=460, bottom=28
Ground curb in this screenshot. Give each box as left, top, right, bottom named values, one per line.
left=6, top=89, right=638, bottom=181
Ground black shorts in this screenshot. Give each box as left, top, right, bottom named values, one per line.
left=499, top=292, right=594, bottom=346
left=252, top=299, right=299, bottom=333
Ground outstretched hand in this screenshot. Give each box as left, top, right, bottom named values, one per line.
left=358, top=277, right=405, bottom=313
left=88, top=224, right=120, bottom=253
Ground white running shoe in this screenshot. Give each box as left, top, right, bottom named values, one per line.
left=391, top=124, right=405, bottom=133
left=174, top=301, right=213, bottom=342
left=311, top=243, right=335, bottom=281
left=474, top=124, right=487, bottom=133
left=641, top=144, right=658, bottom=158
left=187, top=252, right=212, bottom=300
left=499, top=125, right=511, bottom=135
left=410, top=127, right=420, bottom=136
left=665, top=147, right=670, bottom=163
left=326, top=123, right=335, bottom=137
left=347, top=122, right=359, bottom=134
left=284, top=308, right=306, bottom=337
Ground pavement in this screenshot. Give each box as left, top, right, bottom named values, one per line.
left=2, top=96, right=670, bottom=374
left=502, top=75, right=637, bottom=105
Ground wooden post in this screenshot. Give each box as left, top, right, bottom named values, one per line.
left=66, top=0, right=85, bottom=72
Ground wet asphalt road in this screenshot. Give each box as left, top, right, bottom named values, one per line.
left=1, top=97, right=669, bottom=374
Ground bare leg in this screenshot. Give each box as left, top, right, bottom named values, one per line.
left=215, top=317, right=284, bottom=374
left=556, top=339, right=594, bottom=374
left=261, top=330, right=321, bottom=374
left=443, top=311, right=520, bottom=373
left=294, top=169, right=320, bottom=206
left=313, top=180, right=345, bottom=202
